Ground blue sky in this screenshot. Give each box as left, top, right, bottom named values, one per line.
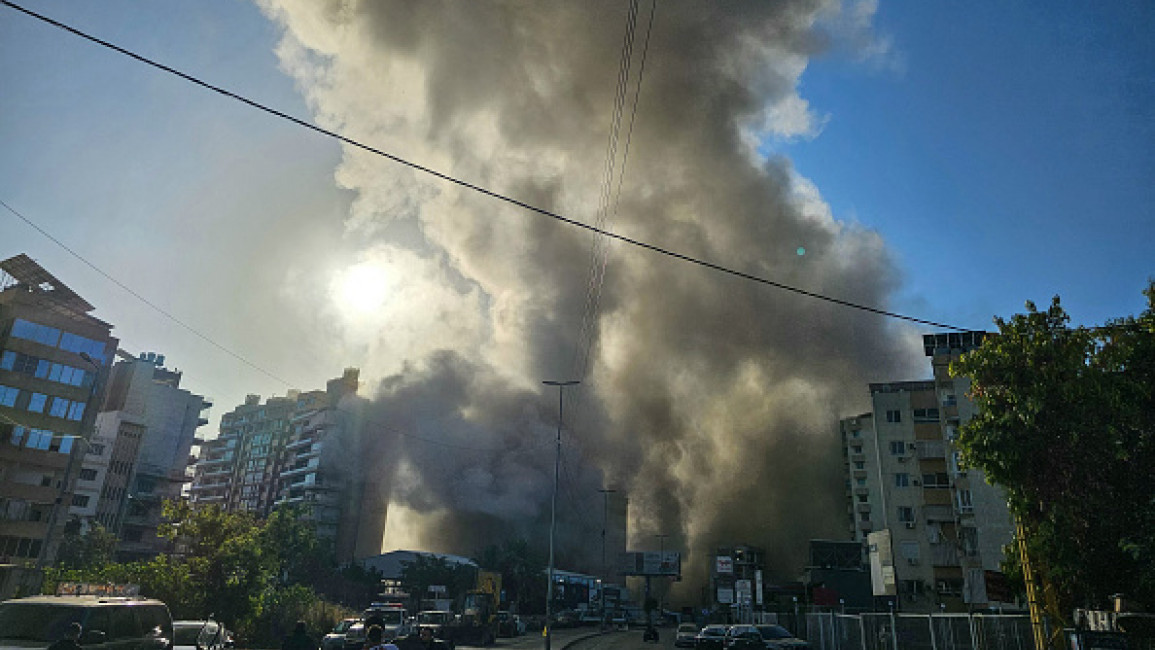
left=1, top=1, right=1152, bottom=417
left=783, top=2, right=1154, bottom=328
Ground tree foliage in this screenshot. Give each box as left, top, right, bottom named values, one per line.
left=400, top=554, right=478, bottom=609
left=953, top=283, right=1155, bottom=614
left=45, top=500, right=359, bottom=646
left=56, top=519, right=118, bottom=570
left=475, top=538, right=546, bottom=614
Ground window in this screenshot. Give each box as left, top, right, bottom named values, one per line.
left=9, top=426, right=25, bottom=446
left=889, top=441, right=906, bottom=455
left=897, top=506, right=915, bottom=523
left=79, top=468, right=98, bottom=481
left=71, top=494, right=90, bottom=508
left=853, top=461, right=865, bottom=470
left=0, top=350, right=13, bottom=370
left=852, top=445, right=863, bottom=454
left=88, top=443, right=105, bottom=456
left=0, top=384, right=18, bottom=407
left=28, top=393, right=47, bottom=413
left=857, top=494, right=868, bottom=503
left=11, top=319, right=61, bottom=347
left=941, top=392, right=957, bottom=407
left=922, top=473, right=951, bottom=488
left=913, top=408, right=940, bottom=421
left=886, top=410, right=902, bottom=423
left=856, top=478, right=867, bottom=486
left=894, top=473, right=910, bottom=487
left=68, top=401, right=85, bottom=421
left=26, top=430, right=53, bottom=450
left=956, top=489, right=974, bottom=513
left=959, top=527, right=979, bottom=556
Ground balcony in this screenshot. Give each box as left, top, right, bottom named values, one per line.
left=930, top=543, right=960, bottom=567
left=856, top=503, right=871, bottom=513
left=924, top=505, right=955, bottom=523
left=916, top=441, right=947, bottom=460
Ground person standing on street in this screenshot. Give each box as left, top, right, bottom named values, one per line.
left=364, top=625, right=399, bottom=650
left=282, top=621, right=318, bottom=650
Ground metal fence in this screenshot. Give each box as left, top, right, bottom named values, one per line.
left=801, top=612, right=1033, bottom=650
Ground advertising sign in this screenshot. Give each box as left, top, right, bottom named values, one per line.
left=716, top=555, right=733, bottom=574
left=621, top=551, right=681, bottom=576
left=755, top=570, right=764, bottom=606
left=717, top=587, right=734, bottom=604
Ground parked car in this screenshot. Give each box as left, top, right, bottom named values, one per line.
left=322, top=618, right=356, bottom=650
left=695, top=624, right=729, bottom=650
left=675, top=623, right=700, bottom=648
left=0, top=595, right=173, bottom=650
left=723, top=625, right=763, bottom=650
left=174, top=619, right=228, bottom=650
left=753, top=624, right=809, bottom=649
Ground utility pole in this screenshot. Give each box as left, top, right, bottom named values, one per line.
left=655, top=534, right=669, bottom=624
left=542, top=380, right=579, bottom=650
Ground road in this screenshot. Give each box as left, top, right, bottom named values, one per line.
left=479, top=627, right=674, bottom=650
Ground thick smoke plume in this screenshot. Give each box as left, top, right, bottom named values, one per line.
left=259, top=0, right=921, bottom=594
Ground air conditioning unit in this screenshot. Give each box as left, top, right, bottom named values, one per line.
left=912, top=479, right=921, bottom=486
left=905, top=522, right=917, bottom=529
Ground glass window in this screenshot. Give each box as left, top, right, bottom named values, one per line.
left=889, top=441, right=905, bottom=455
left=108, top=606, right=137, bottom=640
left=79, top=468, right=98, bottom=481
left=57, top=436, right=73, bottom=454
left=0, top=350, right=14, bottom=370
left=49, top=398, right=70, bottom=418
left=68, top=402, right=86, bottom=421
left=886, top=409, right=902, bottom=423
left=71, top=494, right=90, bottom=508
left=88, top=443, right=105, bottom=456
left=895, top=473, right=910, bottom=487
left=0, top=384, right=18, bottom=407
left=28, top=393, right=48, bottom=413
left=10, top=425, right=26, bottom=446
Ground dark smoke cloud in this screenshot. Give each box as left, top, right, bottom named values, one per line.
left=259, top=0, right=920, bottom=596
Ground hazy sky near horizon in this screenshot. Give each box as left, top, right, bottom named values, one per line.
left=1, top=0, right=1153, bottom=568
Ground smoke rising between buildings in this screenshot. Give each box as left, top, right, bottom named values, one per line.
left=257, top=0, right=925, bottom=593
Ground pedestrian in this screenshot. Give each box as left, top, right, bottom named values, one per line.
left=282, top=621, right=318, bottom=650
left=48, top=622, right=83, bottom=650
left=364, top=625, right=399, bottom=650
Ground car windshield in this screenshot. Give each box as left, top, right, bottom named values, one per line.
left=333, top=620, right=353, bottom=633
left=0, top=603, right=86, bottom=642
left=757, top=626, right=794, bottom=640
left=419, top=612, right=451, bottom=624
left=678, top=624, right=698, bottom=633
left=702, top=626, right=727, bottom=637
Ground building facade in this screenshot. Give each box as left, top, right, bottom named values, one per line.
left=0, top=254, right=118, bottom=567
left=189, top=368, right=370, bottom=560
left=838, top=330, right=1014, bottom=612
left=69, top=351, right=211, bottom=560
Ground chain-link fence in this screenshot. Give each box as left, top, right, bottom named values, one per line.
left=800, top=612, right=1033, bottom=650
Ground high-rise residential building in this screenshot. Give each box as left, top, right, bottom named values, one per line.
left=69, top=351, right=211, bottom=561
left=0, top=254, right=118, bottom=567
left=838, top=330, right=1014, bottom=612
left=189, top=369, right=371, bottom=559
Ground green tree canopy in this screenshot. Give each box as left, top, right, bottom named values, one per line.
left=953, top=283, right=1155, bottom=615
left=475, top=538, right=546, bottom=614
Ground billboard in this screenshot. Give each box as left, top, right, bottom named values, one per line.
left=716, top=555, right=733, bottom=574
left=621, top=551, right=681, bottom=577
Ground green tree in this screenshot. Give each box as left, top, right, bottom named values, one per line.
left=400, top=554, right=477, bottom=609
left=56, top=519, right=118, bottom=570
left=953, top=283, right=1155, bottom=616
left=475, top=538, right=546, bottom=614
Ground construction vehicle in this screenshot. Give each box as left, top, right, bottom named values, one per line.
left=452, top=570, right=501, bottom=646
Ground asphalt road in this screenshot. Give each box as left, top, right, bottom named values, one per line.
left=482, top=627, right=675, bottom=650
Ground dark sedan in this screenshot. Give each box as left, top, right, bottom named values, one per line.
left=754, top=624, right=809, bottom=649
left=696, top=625, right=729, bottom=650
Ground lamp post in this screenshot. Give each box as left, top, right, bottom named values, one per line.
left=599, top=488, right=616, bottom=628
left=36, top=352, right=102, bottom=575
left=655, top=534, right=669, bottom=624
left=542, top=379, right=579, bottom=650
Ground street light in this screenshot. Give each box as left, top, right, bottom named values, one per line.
left=598, top=488, right=616, bottom=629
left=542, top=379, right=579, bottom=650
left=36, top=352, right=101, bottom=575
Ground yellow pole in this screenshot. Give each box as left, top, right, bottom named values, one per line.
left=1017, top=523, right=1048, bottom=650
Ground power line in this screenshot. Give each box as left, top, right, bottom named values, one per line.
left=1, top=0, right=971, bottom=333
left=0, top=198, right=297, bottom=387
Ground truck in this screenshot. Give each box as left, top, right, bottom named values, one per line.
left=416, top=570, right=502, bottom=647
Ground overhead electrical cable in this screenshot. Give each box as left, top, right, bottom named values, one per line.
left=0, top=0, right=970, bottom=332
left=0, top=198, right=296, bottom=388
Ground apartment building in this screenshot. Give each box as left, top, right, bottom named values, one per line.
left=839, top=331, right=1014, bottom=612
left=70, top=351, right=211, bottom=560
left=0, top=254, right=117, bottom=566
left=189, top=369, right=370, bottom=557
